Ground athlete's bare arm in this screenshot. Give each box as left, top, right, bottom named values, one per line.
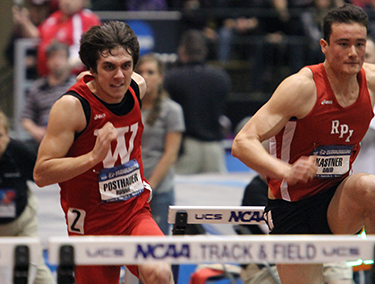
left=232, top=67, right=318, bottom=185
left=34, top=95, right=118, bottom=187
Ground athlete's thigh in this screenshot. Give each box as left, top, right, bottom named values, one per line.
left=126, top=209, right=166, bottom=277
left=327, top=173, right=369, bottom=234
left=129, top=208, right=165, bottom=236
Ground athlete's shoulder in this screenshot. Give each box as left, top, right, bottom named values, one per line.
left=268, top=66, right=316, bottom=119
left=363, top=62, right=375, bottom=82
left=278, top=66, right=315, bottom=95
left=132, top=72, right=146, bottom=99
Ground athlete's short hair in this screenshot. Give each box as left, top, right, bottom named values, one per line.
left=323, top=4, right=368, bottom=43
left=79, top=21, right=140, bottom=72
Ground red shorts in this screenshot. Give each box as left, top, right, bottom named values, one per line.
left=74, top=207, right=164, bottom=284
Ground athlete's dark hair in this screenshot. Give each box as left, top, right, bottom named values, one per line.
left=323, top=4, right=368, bottom=43
left=79, top=21, right=140, bottom=72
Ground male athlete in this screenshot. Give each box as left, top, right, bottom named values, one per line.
left=232, top=4, right=375, bottom=284
left=34, top=21, right=173, bottom=284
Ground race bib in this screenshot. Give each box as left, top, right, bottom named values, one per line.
left=0, top=189, right=16, bottom=218
left=98, top=159, right=144, bottom=203
left=312, top=145, right=352, bottom=178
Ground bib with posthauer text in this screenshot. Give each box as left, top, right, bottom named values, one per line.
left=98, top=159, right=144, bottom=203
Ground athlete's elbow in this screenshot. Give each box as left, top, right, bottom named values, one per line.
left=33, top=173, right=44, bottom=187
left=231, top=137, right=242, bottom=159
left=33, top=167, right=49, bottom=187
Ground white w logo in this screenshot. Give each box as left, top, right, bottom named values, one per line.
left=94, top=123, right=138, bottom=168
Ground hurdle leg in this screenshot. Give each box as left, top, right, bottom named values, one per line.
left=57, top=245, right=75, bottom=284
left=172, top=211, right=188, bottom=284
left=13, top=245, right=29, bottom=284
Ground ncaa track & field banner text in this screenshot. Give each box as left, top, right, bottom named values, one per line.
left=48, top=235, right=374, bottom=265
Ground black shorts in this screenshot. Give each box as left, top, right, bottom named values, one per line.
left=264, top=186, right=337, bottom=235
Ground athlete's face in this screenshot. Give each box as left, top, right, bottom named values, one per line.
left=92, top=46, right=134, bottom=104
left=136, top=59, right=163, bottom=98
left=321, top=22, right=367, bottom=76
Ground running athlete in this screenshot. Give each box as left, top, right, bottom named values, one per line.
left=232, top=4, right=375, bottom=284
left=34, top=21, right=173, bottom=284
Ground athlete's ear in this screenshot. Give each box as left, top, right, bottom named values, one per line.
left=320, top=38, right=328, bottom=55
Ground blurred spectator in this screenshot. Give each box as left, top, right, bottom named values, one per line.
left=91, top=0, right=124, bottom=10
left=13, top=0, right=101, bottom=77
left=22, top=41, right=75, bottom=154
left=0, top=110, right=55, bottom=284
left=215, top=0, right=265, bottom=62
left=363, top=2, right=375, bottom=38
left=301, top=0, right=337, bottom=65
left=214, top=0, right=310, bottom=92
left=246, top=0, right=313, bottom=92
left=272, top=0, right=313, bottom=73
left=164, top=29, right=231, bottom=174
left=174, top=1, right=222, bottom=60
left=125, top=0, right=168, bottom=10
left=135, top=53, right=185, bottom=234
left=351, top=0, right=373, bottom=7
left=91, top=0, right=168, bottom=10
left=6, top=0, right=57, bottom=79
left=352, top=36, right=375, bottom=176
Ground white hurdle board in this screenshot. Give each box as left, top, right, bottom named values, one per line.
left=168, top=206, right=266, bottom=225
left=48, top=235, right=375, bottom=266
left=0, top=237, right=40, bottom=284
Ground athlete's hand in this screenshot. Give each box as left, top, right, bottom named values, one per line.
left=76, top=70, right=92, bottom=81
left=92, top=122, right=118, bottom=162
left=284, top=156, right=317, bottom=186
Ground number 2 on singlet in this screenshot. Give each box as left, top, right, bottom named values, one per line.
left=67, top=208, right=86, bottom=234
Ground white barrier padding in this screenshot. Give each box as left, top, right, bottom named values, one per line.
left=0, top=237, right=40, bottom=284
left=168, top=206, right=266, bottom=224
left=48, top=235, right=373, bottom=265
left=0, top=237, right=40, bottom=266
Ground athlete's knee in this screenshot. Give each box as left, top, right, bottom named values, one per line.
left=139, top=263, right=174, bottom=284
left=352, top=174, right=375, bottom=197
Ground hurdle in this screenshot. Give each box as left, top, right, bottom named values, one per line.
left=168, top=205, right=267, bottom=283
left=168, top=205, right=375, bottom=283
left=47, top=206, right=375, bottom=283
left=48, top=234, right=375, bottom=265
left=168, top=205, right=266, bottom=229
left=0, top=237, right=40, bottom=284
left=48, top=235, right=375, bottom=282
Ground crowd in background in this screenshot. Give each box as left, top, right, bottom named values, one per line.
left=8, top=0, right=375, bottom=126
